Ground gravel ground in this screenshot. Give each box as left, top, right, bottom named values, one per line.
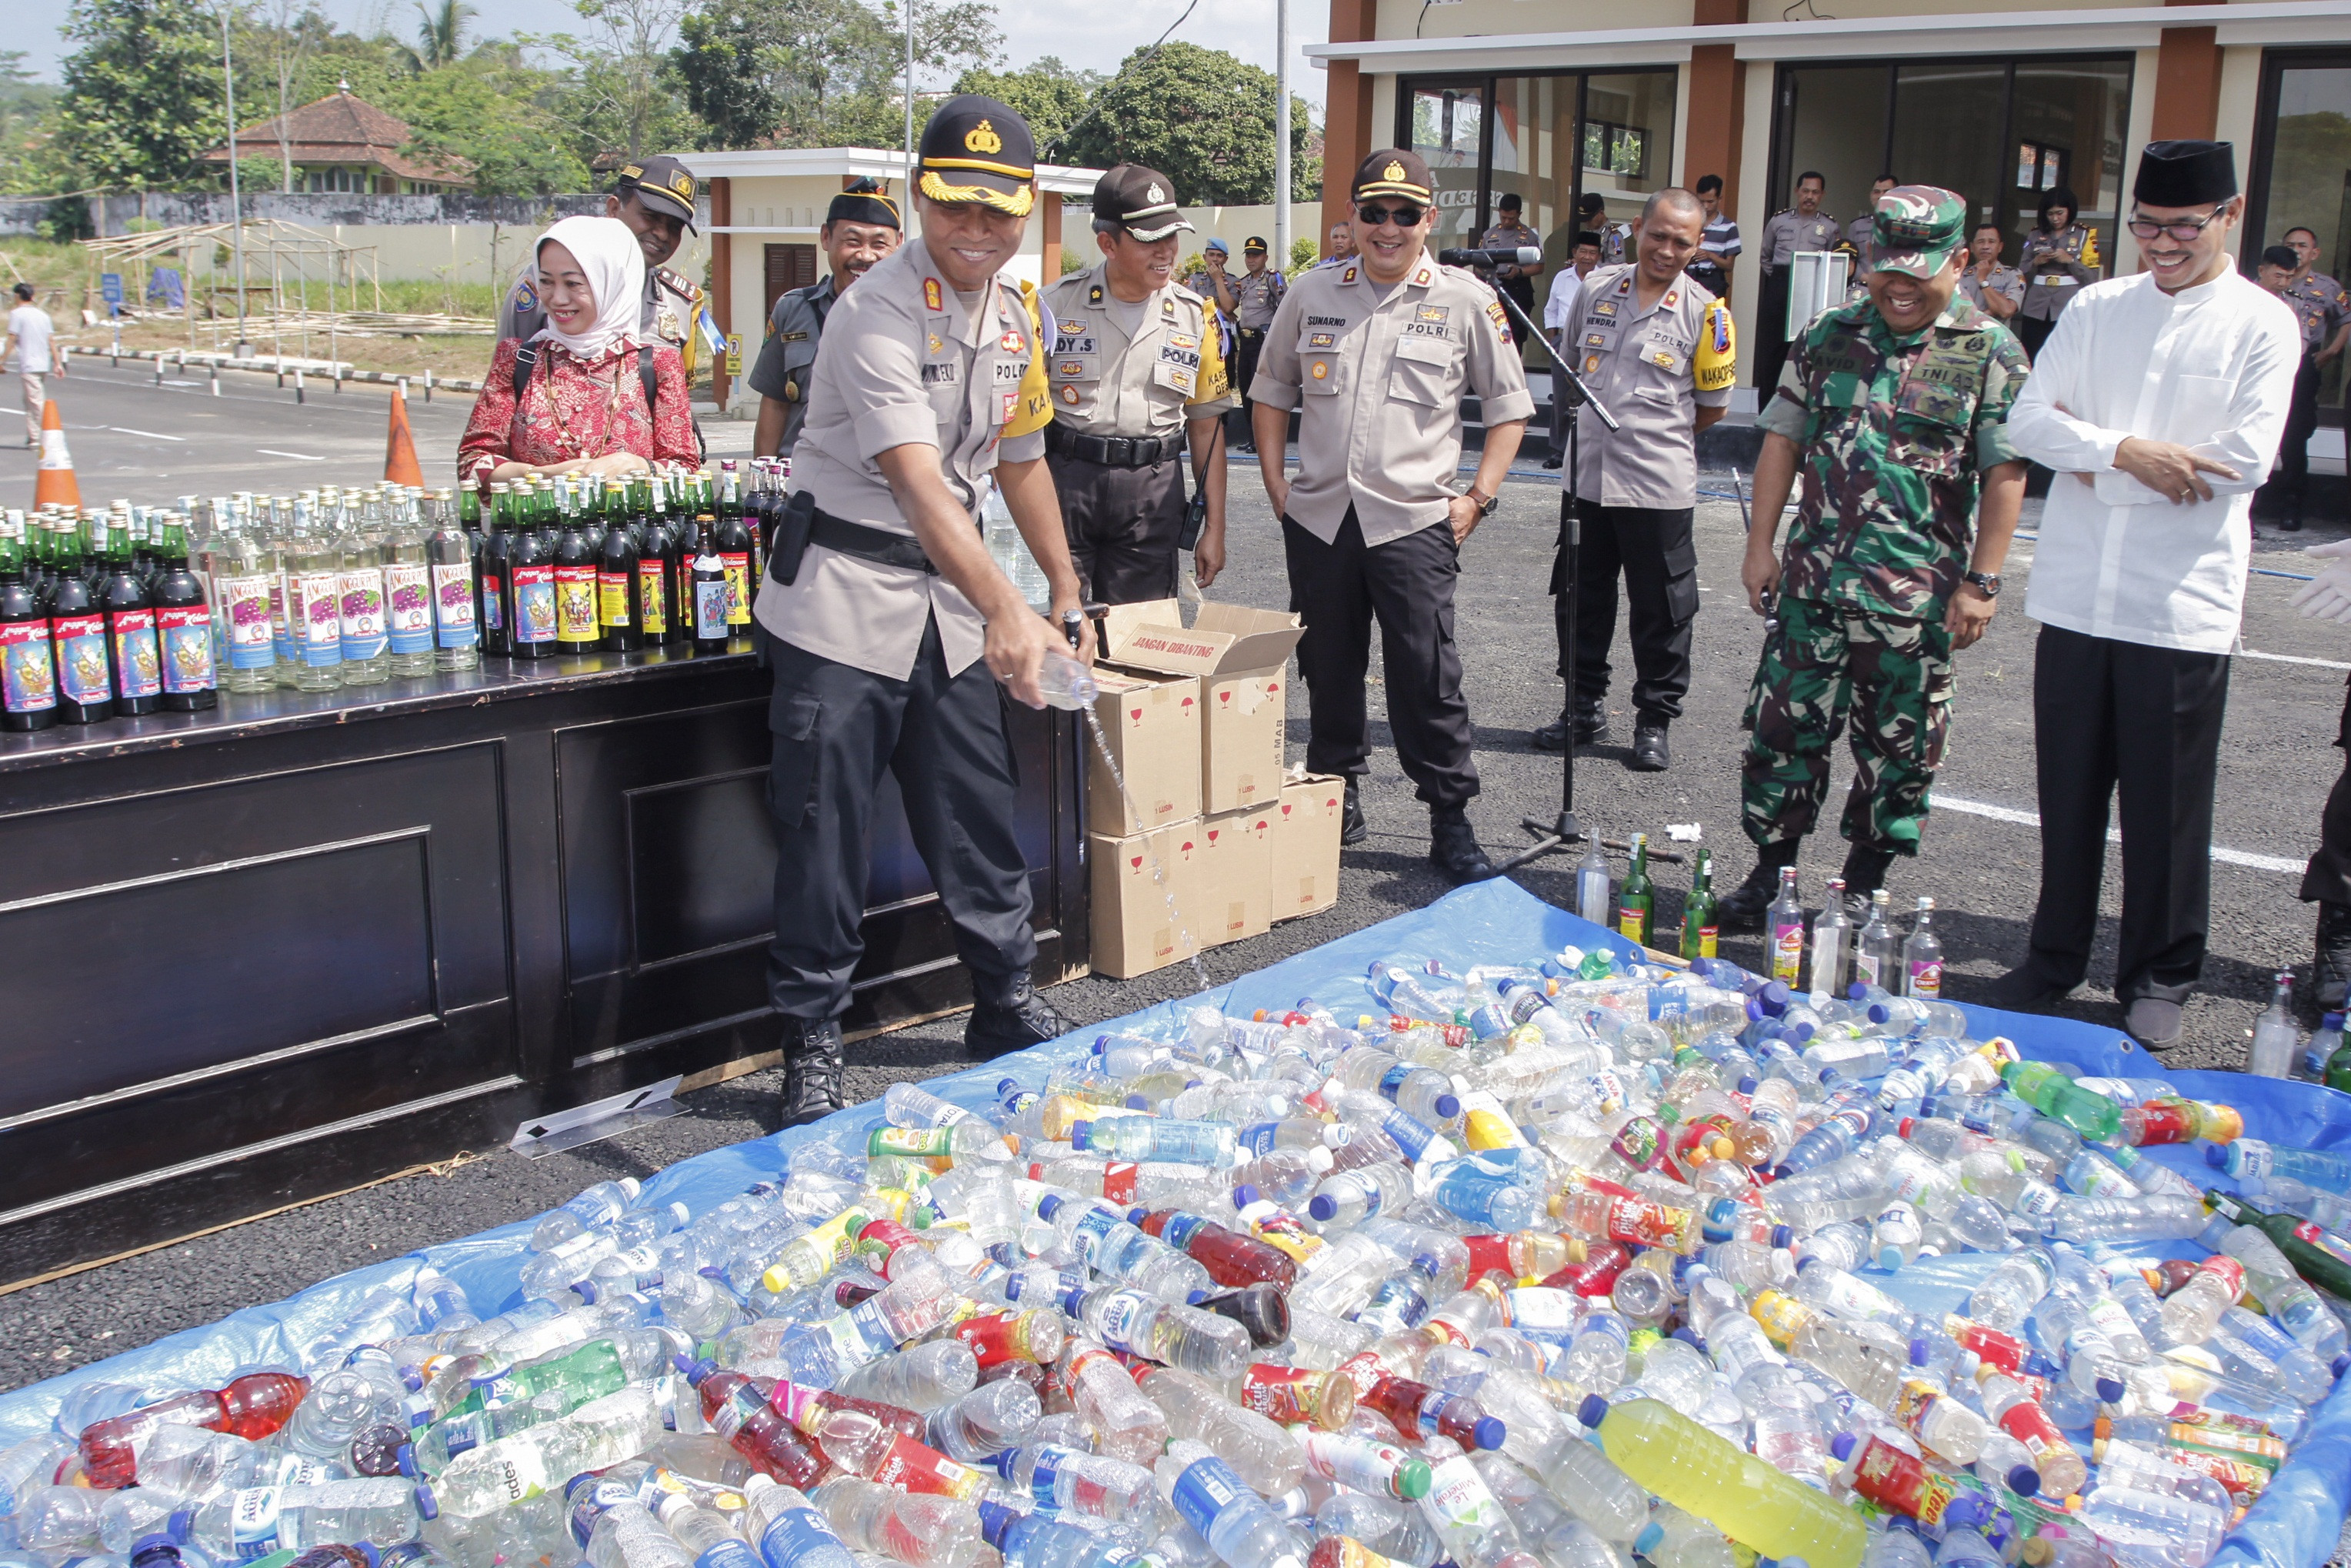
left=6, top=442, right=2351, bottom=1418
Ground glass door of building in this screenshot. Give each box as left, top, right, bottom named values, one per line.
left=2249, top=52, right=2351, bottom=419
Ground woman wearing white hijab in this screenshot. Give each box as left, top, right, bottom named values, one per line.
left=459, top=214, right=697, bottom=491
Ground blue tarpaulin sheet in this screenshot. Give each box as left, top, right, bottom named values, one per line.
left=5, top=879, right=2348, bottom=1567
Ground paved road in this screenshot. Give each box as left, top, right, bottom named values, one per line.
left=7, top=371, right=2351, bottom=1398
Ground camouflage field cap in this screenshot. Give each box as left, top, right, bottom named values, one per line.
left=1869, top=186, right=1968, bottom=278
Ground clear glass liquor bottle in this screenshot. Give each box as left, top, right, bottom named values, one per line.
left=429, top=490, right=482, bottom=672
left=284, top=495, right=344, bottom=691
left=1901, top=896, right=1943, bottom=999
left=205, top=502, right=281, bottom=696
left=382, top=489, right=438, bottom=678
left=1809, top=878, right=1851, bottom=999
left=335, top=489, right=390, bottom=684
left=1853, top=890, right=1898, bottom=995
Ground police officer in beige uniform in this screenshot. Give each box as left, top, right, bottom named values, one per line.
left=1846, top=175, right=1898, bottom=253
left=1540, top=189, right=1737, bottom=771
left=752, top=96, right=1086, bottom=1123
left=1229, top=236, right=1287, bottom=451
left=751, top=179, right=901, bottom=459
left=1251, top=148, right=1535, bottom=884
left=1755, top=171, right=1841, bottom=394
left=1039, top=164, right=1236, bottom=602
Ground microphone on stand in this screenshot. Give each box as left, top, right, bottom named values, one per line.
left=1436, top=246, right=1544, bottom=269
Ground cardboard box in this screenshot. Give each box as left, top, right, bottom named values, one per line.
left=1085, top=670, right=1202, bottom=837
left=1102, top=599, right=1306, bottom=815
left=1272, top=772, right=1345, bottom=921
left=1089, top=820, right=1207, bottom=979
left=1199, top=804, right=1277, bottom=946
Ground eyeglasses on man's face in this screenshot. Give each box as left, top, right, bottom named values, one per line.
left=1356, top=204, right=1426, bottom=229
left=2127, top=206, right=2229, bottom=243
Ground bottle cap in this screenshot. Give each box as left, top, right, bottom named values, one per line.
left=1061, top=1287, right=1089, bottom=1318
left=1036, top=1193, right=1065, bottom=1220
left=1127, top=1096, right=1150, bottom=1110
left=2005, top=1464, right=2040, bottom=1496
left=2205, top=1143, right=2228, bottom=1167
left=1576, top=1393, right=1610, bottom=1430
left=1307, top=1146, right=1336, bottom=1174
left=2095, top=1376, right=2126, bottom=1403
left=1070, top=1120, right=1095, bottom=1146
left=1829, top=1432, right=1856, bottom=1461
left=993, top=1448, right=1020, bottom=1478
left=1395, top=1456, right=1433, bottom=1500
left=1232, top=1184, right=1261, bottom=1209
left=1908, top=1339, right=1930, bottom=1366
left=130, top=1538, right=179, bottom=1567
left=1633, top=1523, right=1664, bottom=1560
left=1435, top=1093, right=1462, bottom=1120
left=1770, top=1224, right=1793, bottom=1249
left=165, top=1509, right=198, bottom=1547
left=996, top=1078, right=1022, bottom=1097
left=1942, top=1495, right=1990, bottom=1532
left=1738, top=1076, right=1759, bottom=1096
left=976, top=1501, right=1018, bottom=1549
left=413, top=1485, right=439, bottom=1523
left=1308, top=1194, right=1339, bottom=1222
left=396, top=1441, right=420, bottom=1478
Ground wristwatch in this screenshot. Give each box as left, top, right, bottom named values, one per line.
left=1466, top=489, right=1500, bottom=519
left=1963, top=570, right=2002, bottom=598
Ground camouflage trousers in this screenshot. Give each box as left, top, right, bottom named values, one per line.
left=1740, top=594, right=1954, bottom=855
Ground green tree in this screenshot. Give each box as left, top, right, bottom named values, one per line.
left=672, top=0, right=1000, bottom=152
left=1058, top=41, right=1314, bottom=205
left=0, top=51, right=65, bottom=195
left=54, top=0, right=229, bottom=192
left=409, top=0, right=478, bottom=69
left=389, top=54, right=593, bottom=193
left=952, top=57, right=1096, bottom=155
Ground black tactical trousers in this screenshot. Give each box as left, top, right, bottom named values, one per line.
left=1566, top=499, right=1699, bottom=722
left=1282, top=508, right=1479, bottom=809
left=1049, top=449, right=1186, bottom=606
left=765, top=616, right=1036, bottom=1022
left=2302, top=675, right=2351, bottom=908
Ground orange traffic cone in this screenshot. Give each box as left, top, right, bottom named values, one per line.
left=384, top=381, right=425, bottom=488
left=32, top=392, right=78, bottom=509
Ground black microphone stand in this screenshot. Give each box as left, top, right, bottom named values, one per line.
left=1478, top=276, right=1622, bottom=876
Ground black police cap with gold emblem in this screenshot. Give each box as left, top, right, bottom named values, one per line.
left=1092, top=163, right=1193, bottom=242
left=917, top=95, right=1036, bottom=218
left=827, top=176, right=901, bottom=230
left=1353, top=148, right=1432, bottom=205
left=616, top=154, right=698, bottom=230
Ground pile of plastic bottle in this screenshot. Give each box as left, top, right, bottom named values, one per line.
left=5, top=945, right=2351, bottom=1568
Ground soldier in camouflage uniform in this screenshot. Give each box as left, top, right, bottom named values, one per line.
left=1719, top=188, right=2032, bottom=926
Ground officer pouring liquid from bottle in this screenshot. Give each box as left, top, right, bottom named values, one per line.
left=753, top=96, right=1089, bottom=1125
left=1039, top=163, right=1236, bottom=601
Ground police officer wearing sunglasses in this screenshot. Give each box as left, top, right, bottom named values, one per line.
left=1249, top=149, right=1535, bottom=884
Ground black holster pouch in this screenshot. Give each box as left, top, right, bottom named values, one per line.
left=771, top=489, right=817, bottom=585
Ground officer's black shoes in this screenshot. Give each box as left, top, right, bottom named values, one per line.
left=1979, top=966, right=2073, bottom=1015
left=1629, top=722, right=1670, bottom=772
left=966, top=980, right=1070, bottom=1060
left=1717, top=861, right=1781, bottom=929
left=2125, top=996, right=2185, bottom=1053
left=1531, top=709, right=1569, bottom=752
left=779, top=1016, right=847, bottom=1128
left=1428, top=806, right=1496, bottom=885
left=1839, top=843, right=1896, bottom=910
left=2280, top=506, right=2305, bottom=532
left=1539, top=455, right=1562, bottom=470
left=1339, top=779, right=1368, bottom=846
left=2315, top=901, right=2351, bottom=1010
left=1535, top=703, right=1608, bottom=752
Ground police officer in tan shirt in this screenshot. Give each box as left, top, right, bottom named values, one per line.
left=1541, top=188, right=1737, bottom=772
left=1039, top=164, right=1236, bottom=601
left=751, top=95, right=1087, bottom=1121
left=1251, top=148, right=1536, bottom=885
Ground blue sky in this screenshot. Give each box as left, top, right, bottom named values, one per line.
left=15, top=0, right=1329, bottom=109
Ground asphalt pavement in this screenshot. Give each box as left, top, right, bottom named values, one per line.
left=7, top=368, right=2351, bottom=1402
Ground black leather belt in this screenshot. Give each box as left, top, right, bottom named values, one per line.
left=1239, top=327, right=1264, bottom=338
left=1045, top=422, right=1186, bottom=467
left=812, top=509, right=935, bottom=574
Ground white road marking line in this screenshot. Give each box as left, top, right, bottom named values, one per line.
left=108, top=426, right=185, bottom=442
left=257, top=449, right=325, bottom=462
left=2239, top=649, right=2351, bottom=672
left=1935, top=793, right=2306, bottom=874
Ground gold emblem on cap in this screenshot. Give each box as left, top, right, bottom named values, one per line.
left=622, top=164, right=644, bottom=180
left=965, top=119, right=1004, bottom=155
left=1382, top=160, right=1406, bottom=182
left=672, top=174, right=693, bottom=199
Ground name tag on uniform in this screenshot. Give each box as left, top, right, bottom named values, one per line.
left=994, top=358, right=1026, bottom=385
left=1403, top=320, right=1449, bottom=339
left=922, top=362, right=959, bottom=386
left=1156, top=336, right=1202, bottom=397
left=778, top=330, right=808, bottom=342
left=1054, top=332, right=1098, bottom=355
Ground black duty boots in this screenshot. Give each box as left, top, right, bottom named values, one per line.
left=779, top=1015, right=846, bottom=1127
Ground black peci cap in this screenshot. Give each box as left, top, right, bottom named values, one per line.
left=2135, top=140, right=2239, bottom=208
left=1353, top=148, right=1432, bottom=204
left=1092, top=164, right=1192, bottom=242
left=917, top=95, right=1036, bottom=217
left=827, top=177, right=901, bottom=230
left=616, top=154, right=698, bottom=229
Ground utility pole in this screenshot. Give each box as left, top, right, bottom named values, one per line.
left=1274, top=0, right=1291, bottom=268
left=220, top=2, right=252, bottom=356
left=904, top=0, right=916, bottom=223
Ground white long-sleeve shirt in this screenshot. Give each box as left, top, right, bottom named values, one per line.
left=1544, top=267, right=1586, bottom=333
left=2004, top=268, right=2299, bottom=655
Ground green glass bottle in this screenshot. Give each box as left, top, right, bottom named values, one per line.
left=2326, top=1034, right=2351, bottom=1093
left=2203, top=1189, right=2351, bottom=1300
left=1679, top=847, right=1717, bottom=961
left=1618, top=832, right=1654, bottom=949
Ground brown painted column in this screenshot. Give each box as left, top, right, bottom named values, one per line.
left=1042, top=194, right=1062, bottom=280
left=709, top=175, right=732, bottom=411
left=1685, top=0, right=1748, bottom=209
left=1320, top=0, right=1376, bottom=253
left=2152, top=0, right=2223, bottom=141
